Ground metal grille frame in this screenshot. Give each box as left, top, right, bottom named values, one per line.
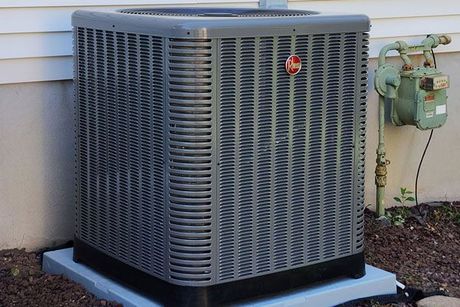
left=74, top=9, right=370, bottom=288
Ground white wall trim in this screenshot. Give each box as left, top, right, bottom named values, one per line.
left=0, top=56, right=72, bottom=85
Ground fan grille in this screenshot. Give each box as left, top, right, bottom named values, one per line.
left=118, top=8, right=317, bottom=18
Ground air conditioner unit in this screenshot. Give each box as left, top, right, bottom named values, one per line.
left=73, top=7, right=369, bottom=306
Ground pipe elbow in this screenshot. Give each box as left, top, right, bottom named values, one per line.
left=378, top=42, right=401, bottom=66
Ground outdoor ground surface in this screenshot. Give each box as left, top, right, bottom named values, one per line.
left=364, top=202, right=460, bottom=302
left=0, top=203, right=458, bottom=306
left=0, top=249, right=120, bottom=306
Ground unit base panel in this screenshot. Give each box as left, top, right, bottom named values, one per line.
left=74, top=238, right=365, bottom=306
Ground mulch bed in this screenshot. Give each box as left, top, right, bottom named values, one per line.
left=0, top=249, right=120, bottom=306
left=0, top=203, right=458, bottom=306
left=364, top=203, right=460, bottom=299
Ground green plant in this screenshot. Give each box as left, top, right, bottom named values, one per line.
left=439, top=204, right=460, bottom=225
left=10, top=266, right=20, bottom=277
left=393, top=187, right=415, bottom=207
left=385, top=208, right=409, bottom=226
left=386, top=187, right=414, bottom=226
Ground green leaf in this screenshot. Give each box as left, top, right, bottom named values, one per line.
left=393, top=197, right=402, bottom=203
left=400, top=187, right=406, bottom=195
left=406, top=196, right=415, bottom=202
left=10, top=267, right=20, bottom=277
left=406, top=190, right=413, bottom=194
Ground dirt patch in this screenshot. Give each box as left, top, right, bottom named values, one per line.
left=0, top=249, right=121, bottom=307
left=364, top=203, right=460, bottom=298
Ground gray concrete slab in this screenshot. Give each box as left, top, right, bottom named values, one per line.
left=43, top=248, right=396, bottom=307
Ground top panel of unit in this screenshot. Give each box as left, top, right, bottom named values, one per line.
left=72, top=7, right=370, bottom=38
left=119, top=8, right=315, bottom=17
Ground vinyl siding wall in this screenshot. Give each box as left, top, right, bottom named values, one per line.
left=1, top=0, right=460, bottom=84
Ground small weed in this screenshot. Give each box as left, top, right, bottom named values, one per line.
left=386, top=187, right=414, bottom=226
left=10, top=266, right=20, bottom=277
left=393, top=187, right=415, bottom=207
left=438, top=204, right=460, bottom=225
left=385, top=207, right=410, bottom=226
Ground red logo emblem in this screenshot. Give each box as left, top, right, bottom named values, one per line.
left=285, top=55, right=302, bottom=75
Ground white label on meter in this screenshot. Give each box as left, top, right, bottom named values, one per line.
left=432, top=76, right=449, bottom=90
left=436, top=104, right=447, bottom=115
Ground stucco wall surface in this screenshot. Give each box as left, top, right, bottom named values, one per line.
left=0, top=81, right=74, bottom=250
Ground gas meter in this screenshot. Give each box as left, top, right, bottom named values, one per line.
left=375, top=34, right=451, bottom=130
left=373, top=34, right=451, bottom=217
left=394, top=68, right=449, bottom=130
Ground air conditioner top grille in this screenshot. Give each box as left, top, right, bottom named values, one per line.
left=118, top=8, right=317, bottom=18
left=72, top=8, right=369, bottom=43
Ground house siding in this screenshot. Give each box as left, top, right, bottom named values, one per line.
left=0, top=0, right=258, bottom=84
left=1, top=0, right=459, bottom=83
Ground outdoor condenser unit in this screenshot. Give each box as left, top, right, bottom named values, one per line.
left=73, top=7, right=370, bottom=306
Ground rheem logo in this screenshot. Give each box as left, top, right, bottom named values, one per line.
left=285, top=55, right=302, bottom=75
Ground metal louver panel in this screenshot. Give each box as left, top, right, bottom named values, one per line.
left=217, top=33, right=368, bottom=282
left=218, top=37, right=238, bottom=280
left=74, top=11, right=369, bottom=289
left=354, top=32, right=370, bottom=252
left=75, top=28, right=166, bottom=278
left=166, top=38, right=215, bottom=284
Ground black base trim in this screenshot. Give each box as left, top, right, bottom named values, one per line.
left=74, top=238, right=365, bottom=306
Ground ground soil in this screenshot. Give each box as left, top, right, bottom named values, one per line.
left=0, top=204, right=458, bottom=306
left=363, top=203, right=460, bottom=305
left=0, top=249, right=121, bottom=307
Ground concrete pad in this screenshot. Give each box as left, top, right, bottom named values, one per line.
left=43, top=248, right=396, bottom=307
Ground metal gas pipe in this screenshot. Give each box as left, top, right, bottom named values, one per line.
left=374, top=34, right=451, bottom=216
